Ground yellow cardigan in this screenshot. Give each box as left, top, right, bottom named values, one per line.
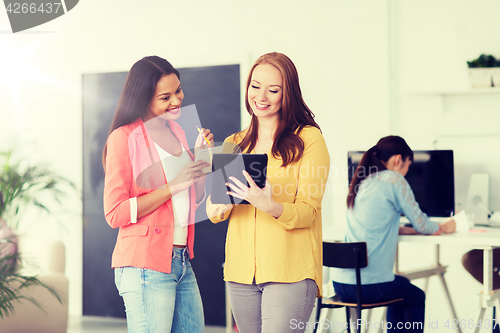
left=206, top=126, right=330, bottom=296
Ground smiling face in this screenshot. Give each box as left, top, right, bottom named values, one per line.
left=143, top=73, right=184, bottom=122
left=247, top=64, right=283, bottom=120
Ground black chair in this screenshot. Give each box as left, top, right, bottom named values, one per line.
left=314, top=242, right=404, bottom=333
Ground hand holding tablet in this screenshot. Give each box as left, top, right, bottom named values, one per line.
left=210, top=153, right=268, bottom=205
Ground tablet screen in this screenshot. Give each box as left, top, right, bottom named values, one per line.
left=210, top=153, right=268, bottom=205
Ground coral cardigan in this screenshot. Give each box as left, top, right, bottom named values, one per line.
left=103, top=117, right=198, bottom=274
left=206, top=126, right=330, bottom=297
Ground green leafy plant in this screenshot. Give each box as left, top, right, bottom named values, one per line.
left=0, top=146, right=71, bottom=318
left=0, top=237, right=62, bottom=319
left=0, top=149, right=77, bottom=231
left=467, top=54, right=500, bottom=68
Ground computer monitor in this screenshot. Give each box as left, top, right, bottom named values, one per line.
left=347, top=150, right=455, bottom=217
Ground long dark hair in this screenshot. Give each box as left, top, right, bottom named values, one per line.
left=102, top=56, right=180, bottom=170
left=347, top=135, right=414, bottom=208
left=237, top=52, right=320, bottom=166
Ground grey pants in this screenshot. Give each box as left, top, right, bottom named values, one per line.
left=227, top=279, right=317, bottom=333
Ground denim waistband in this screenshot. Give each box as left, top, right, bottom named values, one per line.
left=172, top=246, right=189, bottom=260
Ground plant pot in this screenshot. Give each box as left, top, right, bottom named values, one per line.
left=468, top=68, right=494, bottom=88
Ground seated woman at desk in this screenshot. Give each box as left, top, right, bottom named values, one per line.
left=331, top=135, right=456, bottom=333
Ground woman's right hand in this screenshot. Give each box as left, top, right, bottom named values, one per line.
left=440, top=219, right=456, bottom=234
left=194, top=127, right=214, bottom=157
left=168, top=160, right=209, bottom=195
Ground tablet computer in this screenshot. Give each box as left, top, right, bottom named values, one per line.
left=210, top=153, right=268, bottom=205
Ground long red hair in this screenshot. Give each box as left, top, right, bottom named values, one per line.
left=237, top=52, right=320, bottom=166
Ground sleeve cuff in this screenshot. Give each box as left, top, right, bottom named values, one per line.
left=129, top=197, right=138, bottom=223
left=277, top=202, right=292, bottom=222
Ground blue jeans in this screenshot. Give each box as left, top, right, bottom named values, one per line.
left=114, top=247, right=204, bottom=333
left=227, top=279, right=317, bottom=333
left=333, top=275, right=424, bottom=333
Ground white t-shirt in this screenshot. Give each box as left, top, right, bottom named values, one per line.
left=153, top=142, right=191, bottom=245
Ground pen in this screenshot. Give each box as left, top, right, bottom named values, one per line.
left=196, top=126, right=211, bottom=147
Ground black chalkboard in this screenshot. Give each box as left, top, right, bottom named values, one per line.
left=82, top=64, right=240, bottom=325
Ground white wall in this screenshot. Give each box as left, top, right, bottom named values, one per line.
left=0, top=0, right=499, bottom=329
left=392, top=1, right=500, bottom=331
left=396, top=0, right=500, bottom=212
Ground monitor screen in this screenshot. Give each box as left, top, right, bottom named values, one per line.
left=347, top=150, right=455, bottom=217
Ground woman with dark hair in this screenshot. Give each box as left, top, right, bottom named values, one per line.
left=332, top=135, right=456, bottom=333
left=103, top=55, right=212, bottom=332
left=207, top=52, right=330, bottom=333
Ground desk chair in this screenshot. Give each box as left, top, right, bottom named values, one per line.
left=314, top=242, right=404, bottom=333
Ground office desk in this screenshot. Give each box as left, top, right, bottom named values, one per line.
left=397, top=228, right=500, bottom=333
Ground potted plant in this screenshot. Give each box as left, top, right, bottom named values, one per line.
left=0, top=148, right=75, bottom=319
left=0, top=232, right=62, bottom=318
left=467, top=54, right=500, bottom=88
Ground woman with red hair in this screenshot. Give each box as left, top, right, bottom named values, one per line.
left=207, top=52, right=330, bottom=333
